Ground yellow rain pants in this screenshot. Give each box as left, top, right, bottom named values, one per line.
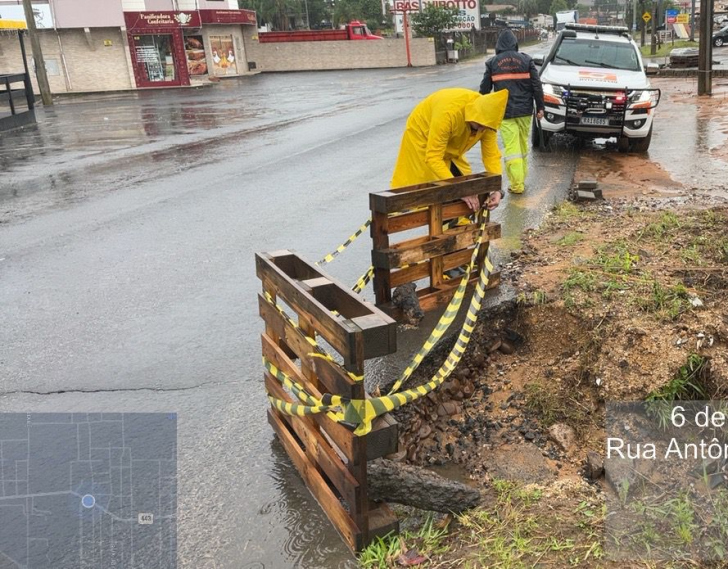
left=500, top=115, right=532, bottom=194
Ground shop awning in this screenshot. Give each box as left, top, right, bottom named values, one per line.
left=0, top=20, right=27, bottom=30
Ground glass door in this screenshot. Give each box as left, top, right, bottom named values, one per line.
left=133, top=35, right=178, bottom=84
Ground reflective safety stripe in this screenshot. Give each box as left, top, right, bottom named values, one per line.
left=504, top=153, right=525, bottom=162
left=492, top=72, right=531, bottom=81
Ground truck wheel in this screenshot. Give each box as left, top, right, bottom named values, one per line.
left=630, top=126, right=653, bottom=153
left=531, top=120, right=551, bottom=151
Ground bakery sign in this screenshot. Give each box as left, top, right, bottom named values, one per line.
left=124, top=11, right=202, bottom=30
left=199, top=9, right=257, bottom=25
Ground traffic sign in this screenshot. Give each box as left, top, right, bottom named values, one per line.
left=643, top=12, right=652, bottom=22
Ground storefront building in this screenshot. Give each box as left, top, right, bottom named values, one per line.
left=0, top=0, right=258, bottom=93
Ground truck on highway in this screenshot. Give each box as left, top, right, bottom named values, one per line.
left=258, top=21, right=382, bottom=42
left=534, top=24, right=661, bottom=152
left=553, top=10, right=578, bottom=31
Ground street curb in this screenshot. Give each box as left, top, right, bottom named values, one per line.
left=647, top=69, right=728, bottom=78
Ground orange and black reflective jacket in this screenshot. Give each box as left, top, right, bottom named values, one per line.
left=479, top=29, right=544, bottom=119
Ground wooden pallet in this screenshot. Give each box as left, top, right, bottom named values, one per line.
left=369, top=173, right=502, bottom=316
left=256, top=250, right=399, bottom=551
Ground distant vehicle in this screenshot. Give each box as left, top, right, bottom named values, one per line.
left=553, top=10, right=578, bottom=31
left=535, top=24, right=661, bottom=152
left=258, top=21, right=382, bottom=42
left=714, top=25, right=728, bottom=46
left=715, top=14, right=728, bottom=25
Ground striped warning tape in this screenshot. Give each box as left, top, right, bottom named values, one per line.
left=316, top=219, right=371, bottom=266
left=352, top=266, right=374, bottom=293
left=387, top=212, right=489, bottom=395
left=264, top=249, right=493, bottom=435
left=262, top=292, right=363, bottom=383
left=264, top=211, right=494, bottom=436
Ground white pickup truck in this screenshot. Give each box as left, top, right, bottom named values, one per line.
left=534, top=24, right=661, bottom=152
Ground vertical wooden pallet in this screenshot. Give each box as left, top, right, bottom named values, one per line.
left=370, top=173, right=503, bottom=316
left=256, top=250, right=400, bottom=552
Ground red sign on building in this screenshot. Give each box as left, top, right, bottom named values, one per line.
left=123, top=11, right=202, bottom=30
left=199, top=9, right=257, bottom=25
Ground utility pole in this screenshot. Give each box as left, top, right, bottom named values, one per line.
left=689, top=0, right=696, bottom=41
left=698, top=0, right=714, bottom=94
left=22, top=0, right=53, bottom=106
left=640, top=0, right=646, bottom=45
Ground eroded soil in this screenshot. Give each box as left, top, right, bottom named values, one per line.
left=380, top=79, right=728, bottom=568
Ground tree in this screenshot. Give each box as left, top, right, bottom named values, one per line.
left=549, top=0, right=569, bottom=15
left=332, top=0, right=388, bottom=27
left=410, top=4, right=460, bottom=37
left=518, top=0, right=540, bottom=18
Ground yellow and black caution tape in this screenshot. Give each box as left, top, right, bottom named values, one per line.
left=386, top=212, right=489, bottom=395
left=352, top=266, right=374, bottom=293
left=316, top=219, right=371, bottom=266
left=262, top=292, right=363, bottom=383
left=265, top=211, right=494, bottom=436
left=264, top=250, right=493, bottom=435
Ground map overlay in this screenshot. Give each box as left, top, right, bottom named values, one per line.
left=0, top=413, right=177, bottom=568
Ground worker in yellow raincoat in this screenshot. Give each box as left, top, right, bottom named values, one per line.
left=391, top=88, right=509, bottom=211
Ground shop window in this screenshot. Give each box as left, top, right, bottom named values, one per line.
left=209, top=35, right=238, bottom=76
left=134, top=35, right=176, bottom=82
left=185, top=35, right=207, bottom=75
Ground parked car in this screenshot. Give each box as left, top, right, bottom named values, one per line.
left=714, top=25, right=728, bottom=46
left=534, top=23, right=661, bottom=152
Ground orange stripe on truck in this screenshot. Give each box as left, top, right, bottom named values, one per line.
left=492, top=73, right=531, bottom=81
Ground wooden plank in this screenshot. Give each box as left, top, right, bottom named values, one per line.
left=314, top=356, right=363, bottom=401
left=262, top=334, right=358, bottom=462
left=373, top=223, right=501, bottom=269
left=259, top=294, right=325, bottom=374
left=257, top=251, right=358, bottom=360
left=417, top=271, right=501, bottom=313
left=371, top=211, right=392, bottom=305
left=366, top=413, right=399, bottom=461
left=351, top=314, right=397, bottom=359
left=387, top=202, right=471, bottom=234
left=429, top=204, right=444, bottom=288
left=265, top=374, right=361, bottom=511
left=267, top=408, right=363, bottom=551
left=371, top=174, right=501, bottom=214
left=389, top=247, right=475, bottom=288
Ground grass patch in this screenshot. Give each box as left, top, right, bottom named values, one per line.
left=645, top=354, right=711, bottom=429
left=556, top=232, right=585, bottom=247
left=358, top=515, right=450, bottom=568
left=552, top=201, right=589, bottom=222
left=639, top=39, right=698, bottom=58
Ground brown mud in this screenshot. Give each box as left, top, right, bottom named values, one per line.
left=381, top=78, right=728, bottom=568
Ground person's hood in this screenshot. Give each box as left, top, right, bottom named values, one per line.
left=496, top=29, right=518, bottom=53
left=464, top=90, right=509, bottom=130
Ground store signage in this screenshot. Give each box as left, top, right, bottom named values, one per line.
left=392, top=0, right=480, bottom=31
left=676, top=13, right=689, bottom=23
left=124, top=11, right=202, bottom=30
left=200, top=9, right=257, bottom=25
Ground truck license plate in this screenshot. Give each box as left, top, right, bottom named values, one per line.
left=581, top=116, right=609, bottom=126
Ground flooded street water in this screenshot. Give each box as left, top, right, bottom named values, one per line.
left=2, top=56, right=726, bottom=567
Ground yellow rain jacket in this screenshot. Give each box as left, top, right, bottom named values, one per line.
left=391, top=88, right=509, bottom=189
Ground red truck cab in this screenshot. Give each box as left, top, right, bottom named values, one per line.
left=258, top=21, right=382, bottom=43
left=346, top=21, right=382, bottom=40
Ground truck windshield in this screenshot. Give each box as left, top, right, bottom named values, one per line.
left=553, top=38, right=641, bottom=71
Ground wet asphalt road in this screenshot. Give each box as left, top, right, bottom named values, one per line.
left=0, top=59, right=577, bottom=567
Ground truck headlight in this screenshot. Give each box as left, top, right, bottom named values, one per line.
left=628, top=89, right=661, bottom=110
left=543, top=83, right=565, bottom=106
